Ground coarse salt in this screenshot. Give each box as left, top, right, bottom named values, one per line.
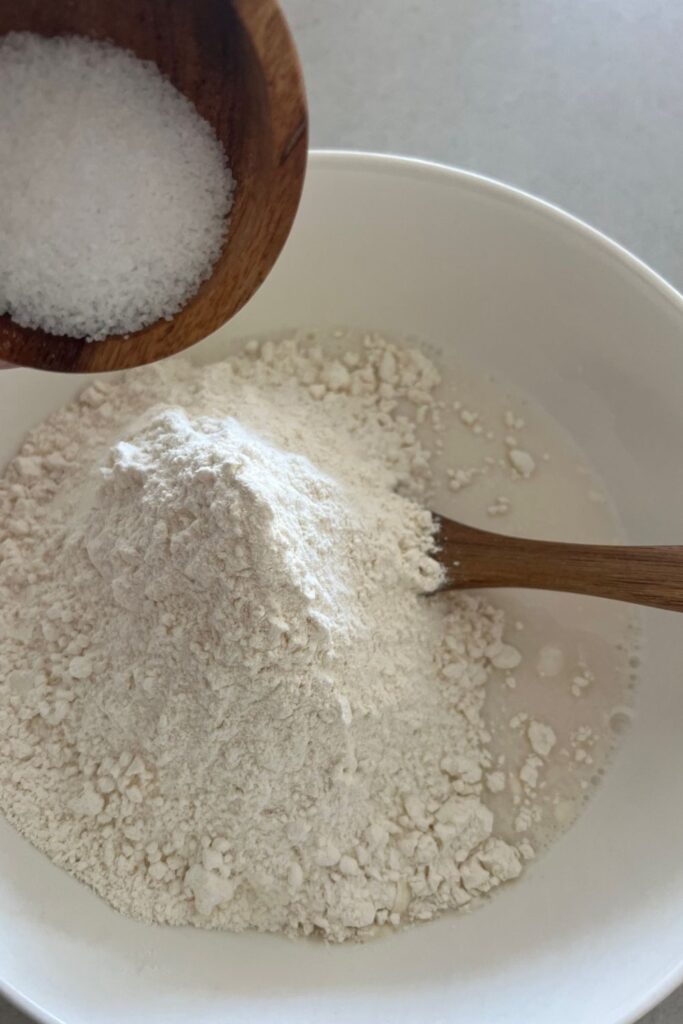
left=0, top=33, right=234, bottom=341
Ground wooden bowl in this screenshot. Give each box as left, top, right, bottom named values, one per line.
left=0, top=0, right=307, bottom=373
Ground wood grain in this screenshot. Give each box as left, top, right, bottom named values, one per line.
left=435, top=515, right=683, bottom=612
left=0, top=0, right=307, bottom=373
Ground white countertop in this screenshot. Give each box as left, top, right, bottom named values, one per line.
left=1, top=1, right=681, bottom=1022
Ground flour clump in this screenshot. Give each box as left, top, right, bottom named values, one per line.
left=0, top=333, right=529, bottom=941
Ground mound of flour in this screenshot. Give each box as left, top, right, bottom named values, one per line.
left=0, top=334, right=527, bottom=941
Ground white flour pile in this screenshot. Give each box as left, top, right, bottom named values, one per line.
left=0, top=32, right=234, bottom=341
left=0, top=334, right=531, bottom=941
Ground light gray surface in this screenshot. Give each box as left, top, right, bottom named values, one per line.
left=287, top=0, right=683, bottom=291
left=1, top=2, right=682, bottom=1022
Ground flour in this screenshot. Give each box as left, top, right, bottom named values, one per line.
left=0, top=327, right=639, bottom=939
left=0, top=333, right=541, bottom=941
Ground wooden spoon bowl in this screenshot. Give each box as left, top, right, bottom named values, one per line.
left=0, top=0, right=307, bottom=373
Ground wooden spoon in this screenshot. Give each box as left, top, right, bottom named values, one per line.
left=0, top=0, right=307, bottom=374
left=435, top=515, right=683, bottom=612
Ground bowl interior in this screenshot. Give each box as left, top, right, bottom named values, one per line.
left=2, top=152, right=683, bottom=1024
left=0, top=0, right=307, bottom=372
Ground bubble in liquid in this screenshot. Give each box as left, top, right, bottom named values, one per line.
left=609, top=707, right=634, bottom=735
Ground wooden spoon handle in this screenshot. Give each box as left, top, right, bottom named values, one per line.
left=435, top=518, right=683, bottom=612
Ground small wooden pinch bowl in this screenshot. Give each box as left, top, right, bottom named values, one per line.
left=0, top=0, right=308, bottom=373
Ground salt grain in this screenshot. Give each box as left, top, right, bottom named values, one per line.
left=0, top=33, right=234, bottom=341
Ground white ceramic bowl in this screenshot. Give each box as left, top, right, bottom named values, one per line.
left=2, top=152, right=683, bottom=1024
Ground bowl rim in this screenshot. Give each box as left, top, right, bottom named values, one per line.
left=1, top=149, right=682, bottom=1024
left=310, top=149, right=683, bottom=319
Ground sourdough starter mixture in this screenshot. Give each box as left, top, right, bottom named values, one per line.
left=0, top=329, right=636, bottom=941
